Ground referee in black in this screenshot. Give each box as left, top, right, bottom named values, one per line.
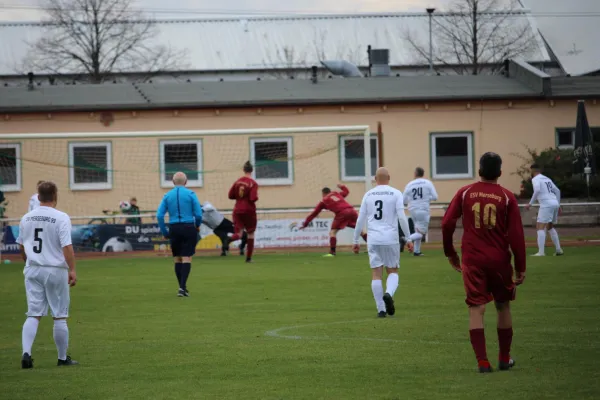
left=157, top=172, right=203, bottom=297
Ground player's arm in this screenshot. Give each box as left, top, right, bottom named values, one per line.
left=190, top=192, right=203, bottom=227
left=249, top=183, right=259, bottom=203
left=554, top=183, right=562, bottom=206
left=527, top=179, right=540, bottom=209
left=59, top=217, right=77, bottom=287
left=395, top=193, right=413, bottom=250
left=402, top=185, right=410, bottom=206
left=337, top=184, right=349, bottom=198
left=353, top=194, right=368, bottom=245
left=156, top=194, right=169, bottom=237
left=16, top=219, right=26, bottom=262
left=441, top=189, right=464, bottom=271
left=228, top=182, right=237, bottom=200
left=301, top=202, right=325, bottom=228
left=506, top=193, right=527, bottom=284
left=429, top=182, right=439, bottom=202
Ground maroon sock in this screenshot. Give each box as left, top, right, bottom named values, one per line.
left=361, top=233, right=367, bottom=242
left=329, top=237, right=337, bottom=254
left=469, top=329, right=488, bottom=363
left=230, top=233, right=240, bottom=241
left=497, top=327, right=513, bottom=364
left=246, top=239, right=255, bottom=259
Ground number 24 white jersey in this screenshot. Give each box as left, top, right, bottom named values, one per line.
left=17, top=206, right=72, bottom=269
left=403, top=178, right=438, bottom=212
left=355, top=185, right=407, bottom=245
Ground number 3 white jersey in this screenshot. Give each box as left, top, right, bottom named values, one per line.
left=530, top=174, right=561, bottom=207
left=403, top=178, right=438, bottom=212
left=17, top=206, right=72, bottom=269
left=354, top=185, right=411, bottom=245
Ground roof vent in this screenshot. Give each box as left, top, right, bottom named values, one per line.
left=320, top=60, right=362, bottom=78
left=370, top=48, right=390, bottom=77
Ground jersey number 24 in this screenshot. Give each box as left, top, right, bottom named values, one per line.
left=412, top=187, right=423, bottom=200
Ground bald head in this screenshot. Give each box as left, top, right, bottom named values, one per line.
left=172, top=172, right=187, bottom=186
left=375, top=167, right=390, bottom=185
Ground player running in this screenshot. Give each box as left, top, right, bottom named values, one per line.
left=442, top=152, right=526, bottom=373
left=525, top=164, right=563, bottom=256
left=228, top=161, right=258, bottom=263
left=17, top=181, right=79, bottom=369
left=300, top=184, right=367, bottom=256
left=403, top=167, right=438, bottom=256
left=201, top=201, right=247, bottom=256
left=353, top=168, right=413, bottom=318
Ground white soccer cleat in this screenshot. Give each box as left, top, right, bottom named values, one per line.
left=554, top=250, right=564, bottom=256
left=531, top=253, right=545, bottom=257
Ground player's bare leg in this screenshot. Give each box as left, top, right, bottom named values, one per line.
left=533, top=222, right=548, bottom=256
left=468, top=304, right=492, bottom=372
left=21, top=315, right=41, bottom=369
left=547, top=222, right=563, bottom=255
left=54, top=317, right=78, bottom=366
left=371, top=267, right=386, bottom=317
left=382, top=267, right=399, bottom=316
left=495, top=301, right=515, bottom=371
left=325, top=229, right=339, bottom=257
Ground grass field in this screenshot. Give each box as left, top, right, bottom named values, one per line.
left=1, top=248, right=600, bottom=400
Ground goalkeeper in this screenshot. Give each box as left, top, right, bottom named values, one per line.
left=202, top=201, right=247, bottom=256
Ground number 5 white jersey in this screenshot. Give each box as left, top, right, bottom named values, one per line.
left=354, top=185, right=410, bottom=245
left=17, top=206, right=72, bottom=269
left=403, top=178, right=438, bottom=212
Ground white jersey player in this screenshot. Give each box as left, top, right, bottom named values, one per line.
left=525, top=165, right=563, bottom=256
left=28, top=181, right=44, bottom=212
left=17, top=181, right=79, bottom=369
left=353, top=167, right=414, bottom=318
left=403, top=167, right=438, bottom=257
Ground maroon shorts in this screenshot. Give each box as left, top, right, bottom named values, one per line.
left=331, top=208, right=358, bottom=230
left=462, top=263, right=516, bottom=306
left=233, top=212, right=257, bottom=234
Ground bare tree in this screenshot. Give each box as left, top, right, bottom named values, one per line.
left=24, top=0, right=187, bottom=83
left=405, top=0, right=538, bottom=75
left=262, top=45, right=310, bottom=79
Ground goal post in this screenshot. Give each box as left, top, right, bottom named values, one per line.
left=0, top=124, right=373, bottom=254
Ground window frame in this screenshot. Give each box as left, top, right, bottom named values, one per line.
left=249, top=137, right=294, bottom=186
left=430, top=132, right=474, bottom=180
left=555, top=128, right=576, bottom=149
left=339, top=135, right=379, bottom=182
left=0, top=143, right=22, bottom=192
left=68, top=141, right=113, bottom=191
left=159, top=139, right=204, bottom=188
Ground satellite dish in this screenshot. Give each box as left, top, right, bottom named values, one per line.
left=320, top=60, right=362, bottom=78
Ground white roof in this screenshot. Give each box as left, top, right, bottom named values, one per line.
left=0, top=12, right=551, bottom=75
left=520, top=0, right=600, bottom=76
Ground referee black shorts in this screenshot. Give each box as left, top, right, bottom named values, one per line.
left=169, top=223, right=197, bottom=257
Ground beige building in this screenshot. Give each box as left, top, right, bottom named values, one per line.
left=0, top=60, right=599, bottom=221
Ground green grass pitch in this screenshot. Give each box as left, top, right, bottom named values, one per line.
left=1, top=248, right=600, bottom=400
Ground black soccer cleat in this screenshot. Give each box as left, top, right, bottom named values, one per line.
left=57, top=355, right=79, bottom=366
left=245, top=258, right=253, bottom=263
left=479, top=365, right=493, bottom=373
left=183, top=290, right=190, bottom=297
left=377, top=311, right=387, bottom=318
left=413, top=252, right=424, bottom=257
left=383, top=293, right=395, bottom=316
left=220, top=251, right=227, bottom=257
left=177, top=288, right=185, bottom=297
left=21, top=352, right=33, bottom=369
left=498, top=358, right=515, bottom=371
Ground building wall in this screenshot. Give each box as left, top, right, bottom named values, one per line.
left=0, top=99, right=598, bottom=220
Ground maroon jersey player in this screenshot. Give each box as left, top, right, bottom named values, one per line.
left=442, top=152, right=526, bottom=373
left=300, top=184, right=367, bottom=256
left=228, top=161, right=259, bottom=263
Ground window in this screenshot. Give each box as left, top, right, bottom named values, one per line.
left=160, top=140, right=203, bottom=188
left=0, top=143, right=21, bottom=192
left=250, top=138, right=293, bottom=185
left=340, top=136, right=378, bottom=181
left=556, top=128, right=575, bottom=148
left=431, top=132, right=473, bottom=179
left=68, top=142, right=112, bottom=190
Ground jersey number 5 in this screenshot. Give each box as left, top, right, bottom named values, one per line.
left=374, top=200, right=383, bottom=220
left=33, top=228, right=43, bottom=254
left=472, top=202, right=497, bottom=229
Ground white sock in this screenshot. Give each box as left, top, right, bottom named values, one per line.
left=537, top=230, right=546, bottom=255
left=409, top=233, right=423, bottom=253
left=22, top=317, right=39, bottom=355
left=53, top=319, right=69, bottom=360
left=386, top=273, right=399, bottom=297
left=371, top=280, right=385, bottom=312
left=549, top=229, right=562, bottom=252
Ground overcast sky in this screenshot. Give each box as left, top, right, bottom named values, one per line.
left=0, top=0, right=452, bottom=21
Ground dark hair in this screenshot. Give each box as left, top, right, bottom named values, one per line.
left=415, top=167, right=425, bottom=178
left=38, top=181, right=58, bottom=203
left=37, top=180, right=44, bottom=186
left=243, top=161, right=253, bottom=173
left=130, top=197, right=137, bottom=202
left=479, top=152, right=503, bottom=181
left=322, top=187, right=331, bottom=195
left=530, top=163, right=540, bottom=170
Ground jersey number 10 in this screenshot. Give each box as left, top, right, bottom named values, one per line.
left=472, top=202, right=497, bottom=229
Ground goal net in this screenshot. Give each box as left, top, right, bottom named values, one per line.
left=0, top=125, right=375, bottom=255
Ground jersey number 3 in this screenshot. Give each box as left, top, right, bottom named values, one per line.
left=472, top=202, right=497, bottom=229
left=33, top=228, right=43, bottom=254
left=374, top=200, right=383, bottom=220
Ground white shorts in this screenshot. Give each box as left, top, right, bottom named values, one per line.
left=24, top=267, right=70, bottom=318
left=368, top=244, right=400, bottom=269
left=410, top=210, right=431, bottom=234
left=537, top=205, right=559, bottom=224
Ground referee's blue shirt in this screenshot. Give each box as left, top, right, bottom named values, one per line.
left=157, top=186, right=203, bottom=237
